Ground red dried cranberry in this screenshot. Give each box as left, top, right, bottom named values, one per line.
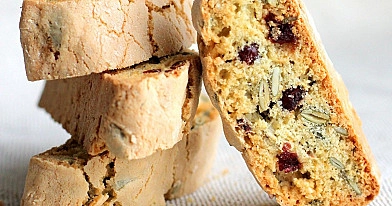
left=265, top=13, right=296, bottom=44
left=272, top=23, right=296, bottom=44
left=282, top=142, right=292, bottom=152
left=281, top=86, right=305, bottom=111
left=238, top=43, right=259, bottom=65
left=277, top=151, right=301, bottom=173
left=264, top=13, right=276, bottom=24
left=236, top=119, right=252, bottom=134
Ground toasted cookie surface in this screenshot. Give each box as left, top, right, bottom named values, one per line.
left=39, top=53, right=201, bottom=159
left=21, top=97, right=221, bottom=205
left=193, top=0, right=380, bottom=204
left=20, top=0, right=196, bottom=81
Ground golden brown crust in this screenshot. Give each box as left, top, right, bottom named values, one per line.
left=39, top=53, right=202, bottom=159
left=193, top=0, right=380, bottom=204
left=19, top=0, right=196, bottom=81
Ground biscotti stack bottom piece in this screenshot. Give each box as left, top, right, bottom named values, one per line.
left=39, top=52, right=201, bottom=159
left=193, top=0, right=380, bottom=204
left=20, top=0, right=196, bottom=81
left=21, top=98, right=222, bottom=205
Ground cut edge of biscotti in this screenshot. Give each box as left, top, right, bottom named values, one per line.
left=20, top=95, right=221, bottom=206
left=165, top=94, right=222, bottom=199
left=38, top=52, right=202, bottom=160
left=193, top=0, right=380, bottom=205
left=19, top=0, right=196, bottom=81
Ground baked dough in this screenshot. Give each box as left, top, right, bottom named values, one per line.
left=20, top=0, right=196, bottom=81
left=21, top=96, right=221, bottom=205
left=39, top=52, right=201, bottom=159
left=192, top=0, right=380, bottom=204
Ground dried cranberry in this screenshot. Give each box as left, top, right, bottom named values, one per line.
left=271, top=24, right=296, bottom=44
left=264, top=13, right=276, bottom=24
left=265, top=13, right=296, bottom=44
left=236, top=119, right=252, bottom=134
left=282, top=142, right=292, bottom=152
left=281, top=86, right=305, bottom=111
left=277, top=151, right=301, bottom=173
left=238, top=43, right=259, bottom=65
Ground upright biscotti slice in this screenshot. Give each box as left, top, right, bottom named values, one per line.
left=20, top=0, right=196, bottom=81
left=39, top=52, right=201, bottom=159
left=192, top=0, right=380, bottom=205
left=21, top=97, right=221, bottom=206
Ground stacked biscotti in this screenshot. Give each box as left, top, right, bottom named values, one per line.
left=19, top=0, right=222, bottom=204
left=21, top=97, right=221, bottom=205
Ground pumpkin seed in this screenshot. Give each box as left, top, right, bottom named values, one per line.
left=334, top=126, right=348, bottom=136
left=346, top=177, right=362, bottom=195
left=258, top=79, right=270, bottom=112
left=301, top=109, right=329, bottom=124
left=341, top=172, right=362, bottom=196
left=329, top=157, right=345, bottom=170
left=271, top=67, right=280, bottom=96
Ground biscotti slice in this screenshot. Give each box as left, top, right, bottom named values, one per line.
left=165, top=94, right=222, bottom=199
left=192, top=0, right=380, bottom=205
left=21, top=97, right=221, bottom=206
left=39, top=52, right=201, bottom=159
left=20, top=0, right=196, bottom=81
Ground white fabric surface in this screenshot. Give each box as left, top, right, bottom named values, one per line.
left=1, top=0, right=391, bottom=205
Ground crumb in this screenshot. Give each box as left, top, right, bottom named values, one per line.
left=186, top=197, right=194, bottom=203
left=221, top=168, right=229, bottom=176
left=204, top=168, right=230, bottom=183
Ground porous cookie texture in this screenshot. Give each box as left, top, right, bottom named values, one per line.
left=20, top=0, right=196, bottom=81
left=165, top=94, right=222, bottom=199
left=192, top=0, right=380, bottom=205
left=21, top=98, right=221, bottom=206
left=39, top=52, right=202, bottom=159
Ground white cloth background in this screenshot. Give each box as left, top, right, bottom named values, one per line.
left=1, top=0, right=391, bottom=205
